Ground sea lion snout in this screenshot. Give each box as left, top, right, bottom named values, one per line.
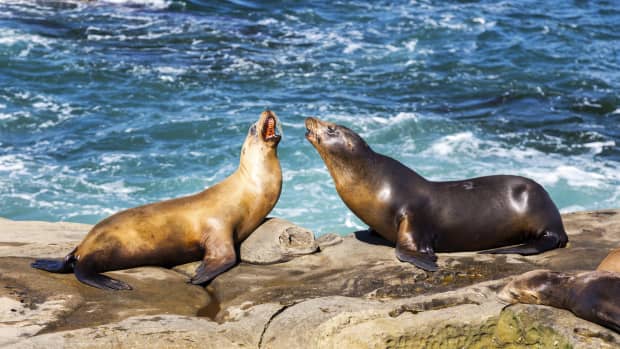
left=304, top=117, right=358, bottom=153
left=498, top=269, right=556, bottom=305
left=497, top=286, right=519, bottom=304
left=304, top=117, right=320, bottom=143
left=498, top=281, right=540, bottom=305
left=306, top=117, right=336, bottom=148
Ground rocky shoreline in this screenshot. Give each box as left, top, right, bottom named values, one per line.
left=1, top=210, right=619, bottom=348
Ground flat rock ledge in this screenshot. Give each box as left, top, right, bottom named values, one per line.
left=1, top=210, right=619, bottom=348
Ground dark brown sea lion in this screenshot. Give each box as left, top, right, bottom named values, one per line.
left=32, top=110, right=283, bottom=290
left=499, top=269, right=620, bottom=333
left=597, top=248, right=620, bottom=273
left=304, top=117, right=568, bottom=271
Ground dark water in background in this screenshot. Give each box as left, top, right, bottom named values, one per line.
left=0, top=0, right=619, bottom=235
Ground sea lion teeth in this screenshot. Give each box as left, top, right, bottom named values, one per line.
left=267, top=118, right=275, bottom=137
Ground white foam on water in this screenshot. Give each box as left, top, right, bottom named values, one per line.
left=343, top=42, right=363, bottom=54
left=377, top=112, right=419, bottom=124
left=155, top=66, right=186, bottom=75
left=325, top=111, right=420, bottom=132
left=87, top=33, right=128, bottom=41
left=0, top=113, right=15, bottom=121
left=273, top=207, right=312, bottom=218
left=283, top=167, right=328, bottom=182
left=344, top=212, right=364, bottom=230
left=64, top=205, right=118, bottom=220
left=580, top=98, right=602, bottom=108
left=97, top=0, right=171, bottom=10
left=422, top=131, right=620, bottom=191
left=583, top=141, right=615, bottom=154
left=224, top=57, right=263, bottom=73
left=404, top=39, right=418, bottom=52
left=0, top=28, right=53, bottom=53
left=523, top=166, right=607, bottom=188
left=425, top=132, right=480, bottom=156
left=99, top=180, right=142, bottom=196
left=100, top=153, right=138, bottom=165
left=258, top=18, right=278, bottom=26
left=0, top=154, right=28, bottom=173
left=560, top=205, right=586, bottom=213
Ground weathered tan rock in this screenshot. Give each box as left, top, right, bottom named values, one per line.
left=9, top=304, right=284, bottom=349
left=0, top=217, right=90, bottom=258
left=0, top=209, right=619, bottom=348
left=0, top=257, right=210, bottom=347
left=239, top=218, right=318, bottom=264
left=316, top=233, right=344, bottom=250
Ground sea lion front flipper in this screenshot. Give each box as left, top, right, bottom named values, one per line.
left=396, top=246, right=439, bottom=272
left=395, top=213, right=438, bottom=272
left=479, top=230, right=564, bottom=255
left=190, top=233, right=236, bottom=285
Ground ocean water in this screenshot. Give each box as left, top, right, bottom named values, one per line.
left=0, top=0, right=619, bottom=236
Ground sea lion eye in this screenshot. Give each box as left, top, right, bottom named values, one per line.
left=250, top=124, right=257, bottom=136
left=327, top=126, right=336, bottom=135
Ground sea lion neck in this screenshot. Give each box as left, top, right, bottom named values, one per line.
left=321, top=145, right=378, bottom=186
left=238, top=140, right=280, bottom=176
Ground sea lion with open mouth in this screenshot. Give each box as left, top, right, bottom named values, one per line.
left=304, top=117, right=568, bottom=271
left=32, top=110, right=282, bottom=290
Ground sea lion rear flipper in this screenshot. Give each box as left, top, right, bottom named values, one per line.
left=74, top=261, right=132, bottom=291
left=479, top=230, right=564, bottom=256
left=32, top=259, right=73, bottom=273
left=190, top=233, right=237, bottom=285
left=395, top=212, right=439, bottom=272
left=31, top=248, right=76, bottom=273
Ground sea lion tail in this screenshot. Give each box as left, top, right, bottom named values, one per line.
left=31, top=248, right=76, bottom=274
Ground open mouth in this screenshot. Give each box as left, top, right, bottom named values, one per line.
left=262, top=115, right=281, bottom=142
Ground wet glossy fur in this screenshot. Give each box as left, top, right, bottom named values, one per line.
left=305, top=117, right=568, bottom=271
left=32, top=111, right=282, bottom=290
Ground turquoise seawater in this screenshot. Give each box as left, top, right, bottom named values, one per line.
left=1, top=0, right=619, bottom=235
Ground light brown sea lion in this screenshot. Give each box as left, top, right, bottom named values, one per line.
left=32, top=110, right=282, bottom=290
left=499, top=269, right=620, bottom=333
left=597, top=248, right=620, bottom=273
left=304, top=117, right=568, bottom=271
